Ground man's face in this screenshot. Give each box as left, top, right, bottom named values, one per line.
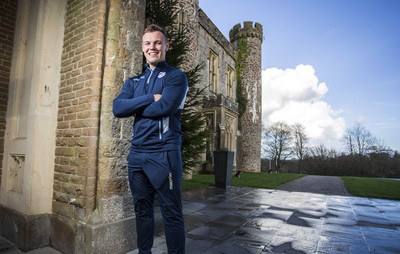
left=142, top=31, right=169, bottom=69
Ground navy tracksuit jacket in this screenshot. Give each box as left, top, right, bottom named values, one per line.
left=113, top=61, right=188, bottom=152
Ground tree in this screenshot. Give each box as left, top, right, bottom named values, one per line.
left=180, top=64, right=210, bottom=172
left=344, top=123, right=376, bottom=156
left=292, top=123, right=308, bottom=173
left=304, top=144, right=339, bottom=175
left=263, top=121, right=293, bottom=172
left=146, top=0, right=209, bottom=174
left=392, top=151, right=400, bottom=178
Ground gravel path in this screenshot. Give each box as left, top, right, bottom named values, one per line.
left=277, top=175, right=352, bottom=196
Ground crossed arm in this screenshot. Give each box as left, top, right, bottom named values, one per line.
left=112, top=71, right=188, bottom=118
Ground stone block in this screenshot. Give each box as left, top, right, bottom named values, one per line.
left=0, top=204, right=50, bottom=251
left=50, top=212, right=137, bottom=254
left=87, top=217, right=136, bottom=254
left=50, top=214, right=75, bottom=254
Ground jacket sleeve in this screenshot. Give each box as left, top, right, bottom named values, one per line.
left=112, top=79, right=154, bottom=118
left=141, top=70, right=188, bottom=118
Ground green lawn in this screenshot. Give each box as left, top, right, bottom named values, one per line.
left=182, top=172, right=400, bottom=200
left=182, top=172, right=304, bottom=191
left=342, top=176, right=400, bottom=200
left=231, top=172, right=304, bottom=189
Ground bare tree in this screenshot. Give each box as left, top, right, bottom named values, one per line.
left=304, top=144, right=339, bottom=175
left=344, top=123, right=377, bottom=156
left=292, top=123, right=308, bottom=173
left=263, top=121, right=293, bottom=172
left=370, top=138, right=392, bottom=154
left=307, top=144, right=337, bottom=160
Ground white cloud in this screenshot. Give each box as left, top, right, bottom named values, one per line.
left=262, top=65, right=346, bottom=147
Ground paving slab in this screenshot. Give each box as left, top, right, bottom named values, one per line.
left=126, top=184, right=400, bottom=254
left=2, top=176, right=400, bottom=253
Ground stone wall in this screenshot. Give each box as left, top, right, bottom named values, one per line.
left=54, top=0, right=107, bottom=220
left=197, top=9, right=236, bottom=100
left=1, top=0, right=66, bottom=250
left=51, top=0, right=146, bottom=252
left=0, top=0, right=17, bottom=187
left=177, top=0, right=199, bottom=72
left=197, top=9, right=239, bottom=168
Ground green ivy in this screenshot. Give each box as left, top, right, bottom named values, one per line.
left=235, top=38, right=248, bottom=121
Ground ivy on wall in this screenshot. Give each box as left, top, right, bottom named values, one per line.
left=235, top=37, right=248, bottom=122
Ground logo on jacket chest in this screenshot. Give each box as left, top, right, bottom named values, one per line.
left=157, top=72, right=166, bottom=78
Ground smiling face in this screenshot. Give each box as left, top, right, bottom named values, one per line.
left=142, top=31, right=169, bottom=69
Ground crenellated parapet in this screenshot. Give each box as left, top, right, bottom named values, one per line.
left=229, top=21, right=263, bottom=42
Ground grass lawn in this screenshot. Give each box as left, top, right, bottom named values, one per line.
left=342, top=176, right=400, bottom=200
left=231, top=172, right=304, bottom=189
left=182, top=172, right=304, bottom=191
left=182, top=172, right=400, bottom=200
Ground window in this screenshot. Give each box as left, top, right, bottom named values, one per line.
left=208, top=50, right=218, bottom=92
left=226, top=66, right=235, bottom=98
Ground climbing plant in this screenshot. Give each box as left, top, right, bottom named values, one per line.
left=235, top=37, right=248, bottom=121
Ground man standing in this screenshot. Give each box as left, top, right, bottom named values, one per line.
left=113, top=24, right=187, bottom=254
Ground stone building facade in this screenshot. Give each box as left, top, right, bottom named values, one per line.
left=0, top=0, right=262, bottom=253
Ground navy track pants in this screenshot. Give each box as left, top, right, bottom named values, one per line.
left=128, top=150, right=185, bottom=254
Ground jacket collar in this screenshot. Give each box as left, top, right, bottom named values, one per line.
left=145, top=61, right=169, bottom=72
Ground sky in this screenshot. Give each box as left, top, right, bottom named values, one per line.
left=199, top=0, right=400, bottom=152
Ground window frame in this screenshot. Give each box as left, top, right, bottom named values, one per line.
left=208, top=50, right=219, bottom=92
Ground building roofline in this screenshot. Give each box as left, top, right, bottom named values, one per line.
left=198, top=8, right=236, bottom=59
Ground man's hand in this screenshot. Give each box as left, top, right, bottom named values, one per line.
left=153, top=94, right=161, bottom=102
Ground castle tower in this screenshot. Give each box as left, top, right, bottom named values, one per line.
left=230, top=22, right=263, bottom=172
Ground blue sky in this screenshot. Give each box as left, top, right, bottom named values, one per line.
left=199, top=0, right=400, bottom=152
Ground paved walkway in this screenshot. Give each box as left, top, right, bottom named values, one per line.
left=2, top=176, right=400, bottom=253
left=277, top=175, right=352, bottom=196
left=129, top=176, right=400, bottom=254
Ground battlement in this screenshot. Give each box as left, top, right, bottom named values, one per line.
left=229, top=21, right=263, bottom=42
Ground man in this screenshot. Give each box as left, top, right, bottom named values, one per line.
left=113, top=24, right=187, bottom=254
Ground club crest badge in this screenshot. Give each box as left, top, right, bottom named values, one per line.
left=158, top=72, right=166, bottom=78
